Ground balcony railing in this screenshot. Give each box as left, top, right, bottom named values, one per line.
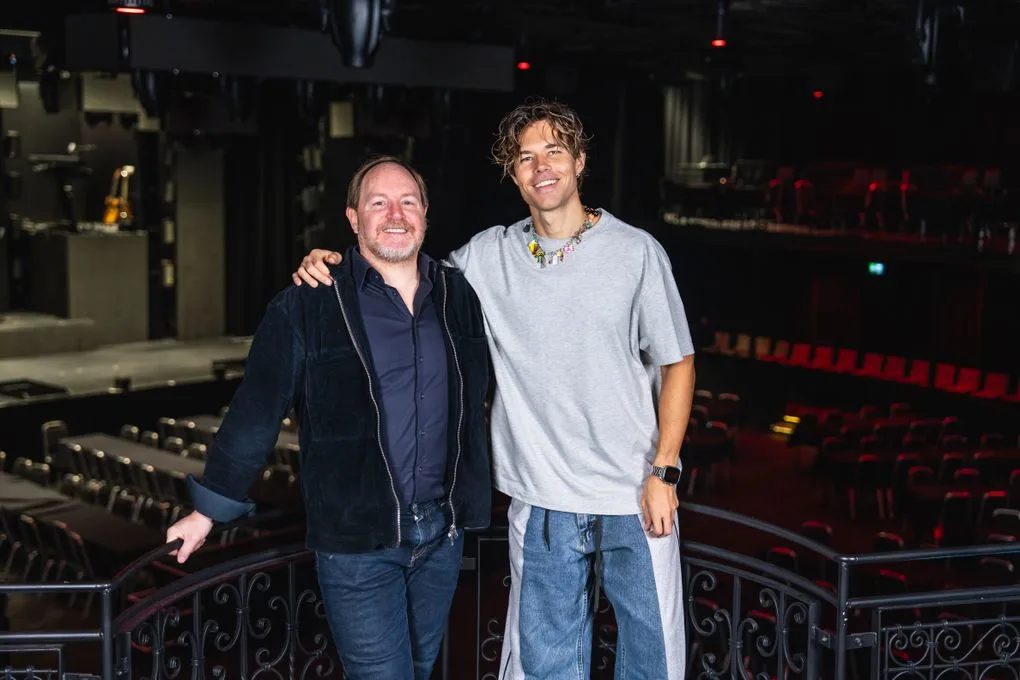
left=3, top=501, right=1020, bottom=680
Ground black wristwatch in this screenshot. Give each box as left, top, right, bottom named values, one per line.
left=651, top=465, right=682, bottom=486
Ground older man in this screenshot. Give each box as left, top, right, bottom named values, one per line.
left=167, top=156, right=491, bottom=680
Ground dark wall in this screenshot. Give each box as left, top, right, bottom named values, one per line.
left=658, top=229, right=1020, bottom=372
left=729, top=73, right=1020, bottom=168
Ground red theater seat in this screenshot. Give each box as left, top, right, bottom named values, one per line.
left=933, top=363, right=957, bottom=390
left=830, top=349, right=857, bottom=373
left=809, top=346, right=834, bottom=370
left=881, top=356, right=906, bottom=381
left=903, top=360, right=930, bottom=386
left=946, top=368, right=981, bottom=394
left=852, top=353, right=883, bottom=377
left=974, top=373, right=1008, bottom=399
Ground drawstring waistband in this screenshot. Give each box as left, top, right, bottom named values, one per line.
left=590, top=516, right=603, bottom=615
left=542, top=509, right=603, bottom=616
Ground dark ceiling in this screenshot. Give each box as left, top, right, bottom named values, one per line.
left=4, top=0, right=1020, bottom=86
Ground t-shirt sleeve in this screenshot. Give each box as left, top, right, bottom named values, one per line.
left=637, top=240, right=695, bottom=366
left=443, top=241, right=472, bottom=271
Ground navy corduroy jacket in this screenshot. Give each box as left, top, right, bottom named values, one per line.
left=190, top=248, right=492, bottom=553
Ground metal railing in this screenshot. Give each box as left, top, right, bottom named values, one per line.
left=3, top=502, right=1020, bottom=680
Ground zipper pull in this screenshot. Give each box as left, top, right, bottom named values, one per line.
left=447, top=523, right=459, bottom=544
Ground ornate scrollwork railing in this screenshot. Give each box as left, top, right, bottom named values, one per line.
left=6, top=501, right=1020, bottom=680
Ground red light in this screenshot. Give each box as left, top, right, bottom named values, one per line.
left=711, top=38, right=727, bottom=48
left=812, top=90, right=824, bottom=99
left=516, top=61, right=531, bottom=71
left=115, top=6, right=146, bottom=13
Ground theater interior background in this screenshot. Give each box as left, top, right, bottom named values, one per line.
left=2, top=0, right=1020, bottom=679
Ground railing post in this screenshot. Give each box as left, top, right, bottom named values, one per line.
left=116, top=631, right=133, bottom=680
left=806, top=601, right=820, bottom=680
left=101, top=587, right=114, bottom=680
left=834, top=560, right=850, bottom=680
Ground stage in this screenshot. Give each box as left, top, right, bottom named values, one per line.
left=0, top=335, right=252, bottom=407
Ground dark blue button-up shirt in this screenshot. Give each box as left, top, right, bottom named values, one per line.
left=351, top=248, right=449, bottom=508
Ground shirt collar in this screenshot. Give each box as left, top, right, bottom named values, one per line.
left=351, top=247, right=437, bottom=290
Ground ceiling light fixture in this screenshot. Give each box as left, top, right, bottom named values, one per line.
left=109, top=0, right=152, bottom=14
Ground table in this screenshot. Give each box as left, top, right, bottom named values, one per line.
left=0, top=472, right=75, bottom=513
left=61, top=433, right=301, bottom=510
left=181, top=415, right=300, bottom=451
left=28, top=500, right=162, bottom=555
left=65, top=433, right=206, bottom=477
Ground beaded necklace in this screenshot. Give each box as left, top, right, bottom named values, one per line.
left=524, top=206, right=602, bottom=268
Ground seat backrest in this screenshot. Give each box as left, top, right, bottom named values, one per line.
left=934, top=363, right=956, bottom=388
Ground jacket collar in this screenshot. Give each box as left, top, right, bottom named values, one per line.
left=333, top=246, right=441, bottom=296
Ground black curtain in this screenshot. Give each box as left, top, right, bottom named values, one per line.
left=223, top=88, right=309, bottom=336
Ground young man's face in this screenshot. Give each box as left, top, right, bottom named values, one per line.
left=346, top=163, right=427, bottom=264
left=511, top=119, right=585, bottom=213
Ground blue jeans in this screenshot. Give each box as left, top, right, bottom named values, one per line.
left=315, top=500, right=464, bottom=680
left=499, top=499, right=687, bottom=679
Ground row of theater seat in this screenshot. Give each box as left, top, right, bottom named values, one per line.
left=706, top=332, right=1020, bottom=402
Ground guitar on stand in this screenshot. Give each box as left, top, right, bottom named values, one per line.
left=103, top=165, right=135, bottom=228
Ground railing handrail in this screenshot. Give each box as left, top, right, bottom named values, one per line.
left=846, top=582, right=1020, bottom=610
left=680, top=501, right=1020, bottom=565
left=109, top=540, right=184, bottom=591
left=112, top=542, right=310, bottom=633
left=837, top=540, right=1020, bottom=565
left=684, top=541, right=839, bottom=606
left=681, top=501, right=841, bottom=560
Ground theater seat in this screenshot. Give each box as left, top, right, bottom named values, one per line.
left=781, top=343, right=812, bottom=367
left=852, top=353, right=883, bottom=377
left=902, top=359, right=930, bottom=386
left=809, top=346, right=834, bottom=370
left=974, top=373, right=1008, bottom=399
left=760, top=339, right=789, bottom=363
left=933, top=363, right=957, bottom=390
left=830, top=349, right=857, bottom=373
left=946, top=368, right=981, bottom=394
left=880, top=356, right=906, bottom=381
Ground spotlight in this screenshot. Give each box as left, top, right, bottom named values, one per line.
left=516, top=61, right=531, bottom=70
left=812, top=90, right=824, bottom=99
left=109, top=0, right=152, bottom=13
left=712, top=0, right=728, bottom=48
left=321, top=0, right=394, bottom=68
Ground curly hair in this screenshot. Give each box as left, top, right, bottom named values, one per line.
left=346, top=155, right=429, bottom=210
left=491, top=98, right=591, bottom=182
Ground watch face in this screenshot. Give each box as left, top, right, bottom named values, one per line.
left=662, top=466, right=682, bottom=484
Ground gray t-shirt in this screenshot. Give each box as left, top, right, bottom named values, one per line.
left=447, top=209, right=695, bottom=515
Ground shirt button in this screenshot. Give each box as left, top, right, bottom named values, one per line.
left=418, top=356, right=424, bottom=363
left=419, top=431, right=426, bottom=437
left=419, top=393, right=425, bottom=400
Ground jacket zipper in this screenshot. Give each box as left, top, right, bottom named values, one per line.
left=332, top=281, right=402, bottom=547
left=439, top=271, right=465, bottom=542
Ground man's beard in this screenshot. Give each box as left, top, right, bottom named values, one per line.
left=362, top=222, right=423, bottom=263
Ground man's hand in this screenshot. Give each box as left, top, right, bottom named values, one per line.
left=641, top=476, right=679, bottom=537
left=166, top=511, right=215, bottom=563
left=292, top=249, right=342, bottom=287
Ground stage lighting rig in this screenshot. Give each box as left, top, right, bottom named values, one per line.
left=320, top=0, right=395, bottom=68
left=108, top=0, right=153, bottom=14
